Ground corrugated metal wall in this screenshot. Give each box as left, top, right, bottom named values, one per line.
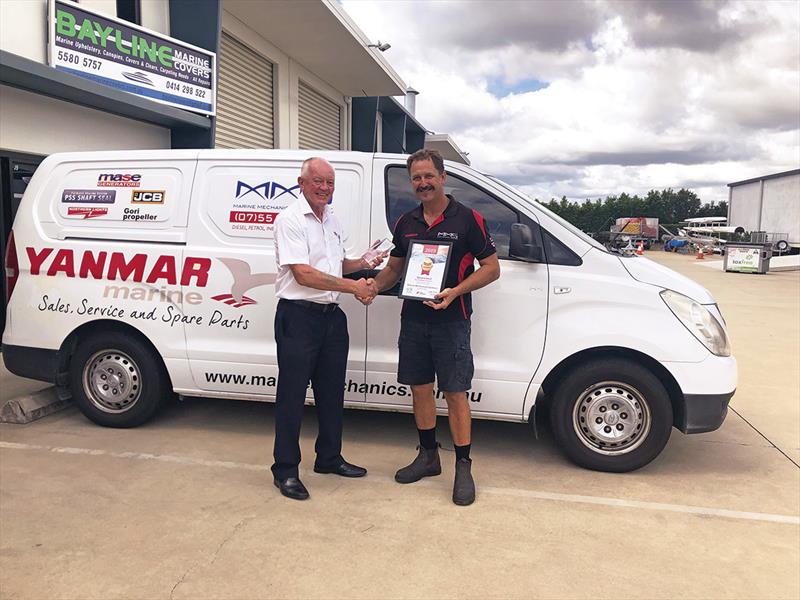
left=298, top=80, right=341, bottom=150
left=215, top=32, right=274, bottom=149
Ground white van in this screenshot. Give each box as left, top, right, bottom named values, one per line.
left=2, top=150, right=736, bottom=472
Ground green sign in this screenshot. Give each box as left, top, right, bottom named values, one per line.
left=49, top=0, right=215, bottom=115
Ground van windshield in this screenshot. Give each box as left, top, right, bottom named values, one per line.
left=486, top=175, right=608, bottom=253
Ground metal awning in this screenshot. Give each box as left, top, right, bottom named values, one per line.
left=0, top=50, right=211, bottom=130
left=223, top=0, right=406, bottom=97
left=352, top=96, right=426, bottom=154
left=425, top=133, right=470, bottom=166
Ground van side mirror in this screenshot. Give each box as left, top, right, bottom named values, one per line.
left=509, top=223, right=544, bottom=262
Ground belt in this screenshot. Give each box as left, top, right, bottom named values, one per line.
left=281, top=299, right=340, bottom=314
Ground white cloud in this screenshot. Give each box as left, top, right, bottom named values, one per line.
left=342, top=0, right=800, bottom=204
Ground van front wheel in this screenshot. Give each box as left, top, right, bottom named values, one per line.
left=69, top=333, right=167, bottom=427
left=550, top=359, right=672, bottom=472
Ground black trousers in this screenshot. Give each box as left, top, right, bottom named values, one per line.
left=272, top=299, right=349, bottom=480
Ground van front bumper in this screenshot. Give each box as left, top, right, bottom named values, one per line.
left=663, top=355, right=737, bottom=434
left=678, top=391, right=735, bottom=433
left=2, top=344, right=59, bottom=384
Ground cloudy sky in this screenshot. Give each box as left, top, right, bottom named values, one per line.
left=342, top=0, right=800, bottom=203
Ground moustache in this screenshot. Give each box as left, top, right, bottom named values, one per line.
left=416, top=185, right=434, bottom=193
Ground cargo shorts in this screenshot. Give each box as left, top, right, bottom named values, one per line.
left=397, top=318, right=474, bottom=393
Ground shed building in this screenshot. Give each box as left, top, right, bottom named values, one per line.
left=728, top=169, right=800, bottom=251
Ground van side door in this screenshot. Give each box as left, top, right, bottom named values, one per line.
left=364, top=159, right=549, bottom=419
left=182, top=155, right=369, bottom=402
left=21, top=156, right=195, bottom=373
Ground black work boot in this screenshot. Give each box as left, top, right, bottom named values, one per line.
left=452, top=458, right=475, bottom=506
left=394, top=444, right=442, bottom=484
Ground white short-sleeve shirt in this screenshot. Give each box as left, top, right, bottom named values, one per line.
left=274, top=196, right=348, bottom=303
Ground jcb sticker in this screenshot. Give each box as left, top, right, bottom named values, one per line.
left=131, top=190, right=165, bottom=204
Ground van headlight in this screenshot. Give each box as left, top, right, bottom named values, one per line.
left=660, top=290, right=731, bottom=357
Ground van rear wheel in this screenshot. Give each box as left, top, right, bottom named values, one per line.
left=549, top=358, right=672, bottom=472
left=69, top=333, right=167, bottom=427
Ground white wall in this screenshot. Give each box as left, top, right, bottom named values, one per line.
left=0, top=0, right=170, bottom=65
left=729, top=181, right=762, bottom=231
left=221, top=10, right=349, bottom=150
left=761, top=174, right=800, bottom=243
left=139, top=0, right=170, bottom=35
left=75, top=0, right=117, bottom=19
left=0, top=85, right=170, bottom=155
left=0, top=0, right=48, bottom=63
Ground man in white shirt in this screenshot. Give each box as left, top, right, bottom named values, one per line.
left=272, top=157, right=378, bottom=500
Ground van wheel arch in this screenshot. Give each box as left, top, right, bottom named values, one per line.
left=534, top=347, right=684, bottom=431
left=57, top=320, right=174, bottom=409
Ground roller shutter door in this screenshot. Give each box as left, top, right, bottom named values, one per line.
left=215, top=33, right=274, bottom=149
left=298, top=81, right=341, bottom=150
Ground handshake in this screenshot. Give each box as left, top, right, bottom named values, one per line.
left=353, top=278, right=378, bottom=306
left=349, top=239, right=391, bottom=306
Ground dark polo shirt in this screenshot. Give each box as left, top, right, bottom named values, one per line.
left=390, top=195, right=496, bottom=322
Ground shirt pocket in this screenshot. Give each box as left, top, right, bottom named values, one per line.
left=333, top=228, right=346, bottom=261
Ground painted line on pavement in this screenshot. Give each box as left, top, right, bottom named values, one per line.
left=2, top=441, right=798, bottom=525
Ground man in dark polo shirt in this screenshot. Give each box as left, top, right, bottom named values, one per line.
left=370, top=149, right=500, bottom=506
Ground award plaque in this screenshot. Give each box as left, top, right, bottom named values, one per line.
left=399, top=240, right=453, bottom=301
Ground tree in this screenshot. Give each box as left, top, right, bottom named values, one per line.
left=542, top=189, right=726, bottom=232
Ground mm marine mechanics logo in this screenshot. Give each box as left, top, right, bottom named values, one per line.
left=235, top=181, right=300, bottom=201
left=211, top=258, right=276, bottom=308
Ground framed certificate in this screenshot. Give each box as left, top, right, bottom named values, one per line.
left=399, top=240, right=453, bottom=301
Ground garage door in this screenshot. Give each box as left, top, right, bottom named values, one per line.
left=215, top=32, right=274, bottom=149
left=298, top=80, right=341, bottom=150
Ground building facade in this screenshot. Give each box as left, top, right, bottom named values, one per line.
left=0, top=0, right=407, bottom=327
left=728, top=169, right=800, bottom=250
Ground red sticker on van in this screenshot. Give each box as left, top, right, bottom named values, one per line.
left=229, top=211, right=278, bottom=224
left=67, top=207, right=108, bottom=219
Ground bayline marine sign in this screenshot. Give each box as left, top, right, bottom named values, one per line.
left=48, top=0, right=215, bottom=115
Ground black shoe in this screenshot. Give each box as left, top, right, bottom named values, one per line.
left=273, top=476, right=310, bottom=500
left=395, top=444, right=442, bottom=484
left=452, top=458, right=475, bottom=506
left=313, top=460, right=367, bottom=478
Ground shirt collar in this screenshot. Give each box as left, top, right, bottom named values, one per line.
left=412, top=194, right=457, bottom=223
left=300, top=195, right=330, bottom=222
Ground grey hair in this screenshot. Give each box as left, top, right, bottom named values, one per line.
left=300, top=157, right=331, bottom=179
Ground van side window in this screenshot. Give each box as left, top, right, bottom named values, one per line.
left=541, top=227, right=582, bottom=266
left=385, top=166, right=518, bottom=258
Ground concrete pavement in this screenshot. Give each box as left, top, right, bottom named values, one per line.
left=1, top=250, right=798, bottom=599
left=0, top=361, right=51, bottom=404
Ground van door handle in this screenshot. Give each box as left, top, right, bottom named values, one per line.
left=553, top=286, right=571, bottom=295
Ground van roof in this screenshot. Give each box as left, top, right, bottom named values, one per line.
left=41, top=149, right=397, bottom=162
left=39, top=149, right=470, bottom=170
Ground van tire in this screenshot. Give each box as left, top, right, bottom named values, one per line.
left=549, top=358, right=672, bottom=472
left=69, top=333, right=167, bottom=427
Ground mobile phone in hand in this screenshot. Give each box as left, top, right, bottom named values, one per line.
left=362, top=238, right=395, bottom=263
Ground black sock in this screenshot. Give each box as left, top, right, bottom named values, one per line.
left=418, top=427, right=437, bottom=450
left=455, top=443, right=471, bottom=461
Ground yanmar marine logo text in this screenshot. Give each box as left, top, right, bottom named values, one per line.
left=211, top=258, right=275, bottom=308
left=26, top=247, right=210, bottom=286
left=25, top=248, right=274, bottom=309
